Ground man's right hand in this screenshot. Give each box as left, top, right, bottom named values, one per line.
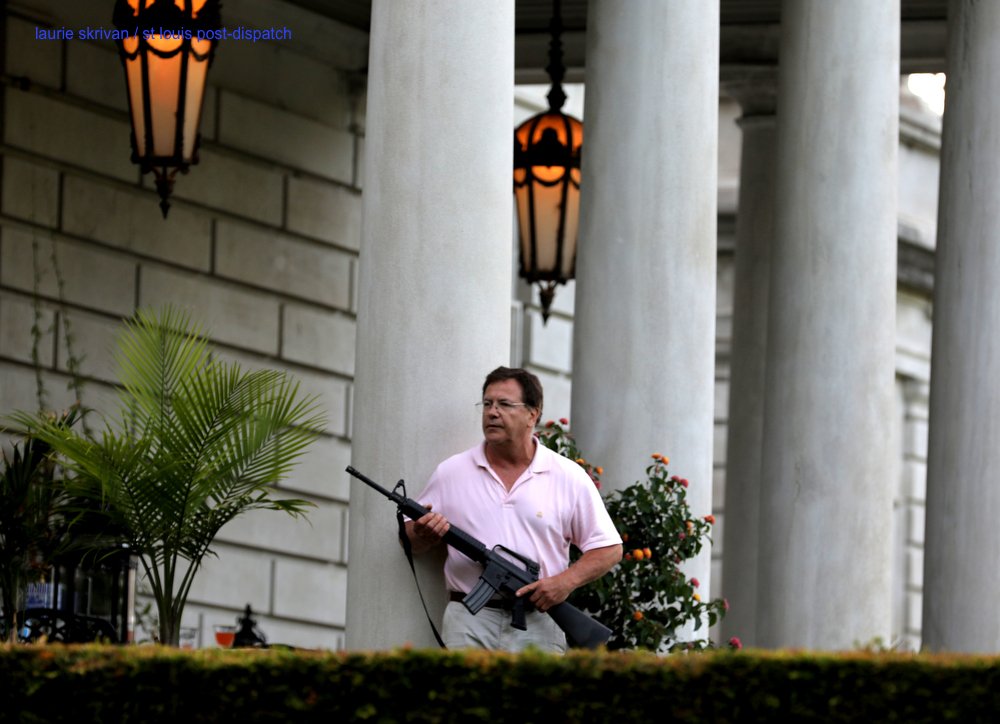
left=405, top=504, right=450, bottom=553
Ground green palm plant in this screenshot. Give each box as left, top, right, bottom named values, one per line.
left=9, top=307, right=326, bottom=645
left=0, top=430, right=69, bottom=642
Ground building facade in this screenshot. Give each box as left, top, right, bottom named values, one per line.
left=2, top=0, right=993, bottom=653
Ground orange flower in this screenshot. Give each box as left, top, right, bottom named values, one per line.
left=632, top=548, right=644, bottom=561
left=576, top=457, right=586, bottom=465
left=595, top=466, right=603, bottom=475
left=643, top=547, right=652, bottom=559
left=633, top=611, right=644, bottom=621
left=704, top=514, right=716, bottom=525
left=693, top=593, right=702, bottom=602
left=621, top=533, right=629, bottom=543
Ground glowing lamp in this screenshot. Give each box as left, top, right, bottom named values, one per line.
left=113, top=0, right=220, bottom=217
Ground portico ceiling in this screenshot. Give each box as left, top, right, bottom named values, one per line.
left=287, top=0, right=950, bottom=76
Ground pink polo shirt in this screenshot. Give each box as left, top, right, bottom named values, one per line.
left=417, top=440, right=622, bottom=595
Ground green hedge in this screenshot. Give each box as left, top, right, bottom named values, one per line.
left=2, top=645, right=999, bottom=722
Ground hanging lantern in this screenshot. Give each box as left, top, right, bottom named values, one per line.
left=513, top=0, right=582, bottom=323
left=113, top=0, right=221, bottom=218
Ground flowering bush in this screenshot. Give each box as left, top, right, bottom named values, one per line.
left=541, top=418, right=604, bottom=488
left=539, top=420, right=731, bottom=652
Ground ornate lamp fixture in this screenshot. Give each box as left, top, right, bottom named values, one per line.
left=113, top=0, right=221, bottom=217
left=513, top=0, right=583, bottom=323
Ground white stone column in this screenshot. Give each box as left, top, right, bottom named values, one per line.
left=720, top=74, right=777, bottom=648
left=345, top=0, right=514, bottom=650
left=572, top=1, right=719, bottom=599
left=923, top=0, right=1000, bottom=654
left=756, top=0, right=899, bottom=649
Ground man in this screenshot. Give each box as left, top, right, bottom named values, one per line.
left=406, top=366, right=622, bottom=652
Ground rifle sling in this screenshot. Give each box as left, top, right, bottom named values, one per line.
left=396, top=505, right=448, bottom=649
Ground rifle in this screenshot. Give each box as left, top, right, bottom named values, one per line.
left=346, top=465, right=612, bottom=649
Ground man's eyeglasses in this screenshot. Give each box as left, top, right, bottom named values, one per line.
left=476, top=399, right=529, bottom=412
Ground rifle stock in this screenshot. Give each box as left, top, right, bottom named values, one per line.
left=346, top=465, right=612, bottom=649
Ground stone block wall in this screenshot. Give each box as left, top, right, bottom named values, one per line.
left=1, top=0, right=366, bottom=650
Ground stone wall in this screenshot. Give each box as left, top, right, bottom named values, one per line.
left=1, top=0, right=367, bottom=649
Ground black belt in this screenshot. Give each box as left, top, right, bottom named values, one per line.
left=449, top=591, right=534, bottom=612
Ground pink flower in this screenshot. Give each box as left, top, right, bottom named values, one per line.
left=559, top=417, right=569, bottom=425
left=728, top=636, right=743, bottom=650
left=681, top=478, right=689, bottom=488
left=691, top=577, right=700, bottom=588
left=723, top=598, right=730, bottom=612
left=678, top=532, right=686, bottom=540
left=545, top=420, right=555, bottom=427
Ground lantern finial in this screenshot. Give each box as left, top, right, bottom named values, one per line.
left=153, top=169, right=177, bottom=218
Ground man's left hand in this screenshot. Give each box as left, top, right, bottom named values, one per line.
left=515, top=544, right=623, bottom=612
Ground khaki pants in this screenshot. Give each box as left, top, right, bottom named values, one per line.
left=441, top=601, right=567, bottom=653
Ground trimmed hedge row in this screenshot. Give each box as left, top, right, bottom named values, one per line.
left=2, top=645, right=999, bottom=722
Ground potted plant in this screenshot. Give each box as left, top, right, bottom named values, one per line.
left=0, top=426, right=70, bottom=642
left=9, top=307, right=326, bottom=645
